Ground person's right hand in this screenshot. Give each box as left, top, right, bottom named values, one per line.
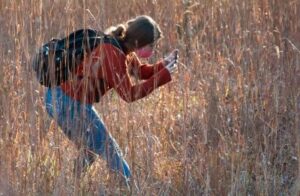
left=164, top=49, right=179, bottom=73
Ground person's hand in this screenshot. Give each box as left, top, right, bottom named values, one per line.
left=164, top=49, right=179, bottom=73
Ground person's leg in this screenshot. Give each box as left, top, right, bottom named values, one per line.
left=84, top=106, right=131, bottom=181
left=44, top=87, right=131, bottom=181
left=45, top=87, right=96, bottom=175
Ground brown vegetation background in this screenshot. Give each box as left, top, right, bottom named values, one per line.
left=0, top=0, right=299, bottom=195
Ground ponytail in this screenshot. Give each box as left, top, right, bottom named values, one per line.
left=105, top=24, right=126, bottom=40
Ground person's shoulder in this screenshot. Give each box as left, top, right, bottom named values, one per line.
left=97, top=43, right=126, bottom=57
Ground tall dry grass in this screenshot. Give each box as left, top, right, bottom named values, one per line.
left=0, top=0, right=299, bottom=195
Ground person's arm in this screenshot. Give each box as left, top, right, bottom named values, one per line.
left=128, top=53, right=166, bottom=80
left=104, top=46, right=171, bottom=103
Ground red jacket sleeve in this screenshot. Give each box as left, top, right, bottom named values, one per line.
left=103, top=45, right=172, bottom=103
left=128, top=53, right=166, bottom=80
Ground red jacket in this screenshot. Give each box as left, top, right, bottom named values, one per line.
left=60, top=43, right=172, bottom=104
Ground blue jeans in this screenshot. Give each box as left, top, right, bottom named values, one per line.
left=45, top=87, right=131, bottom=181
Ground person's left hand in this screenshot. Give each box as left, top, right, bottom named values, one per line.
left=165, top=59, right=178, bottom=73
left=164, top=49, right=179, bottom=65
left=164, top=49, right=179, bottom=73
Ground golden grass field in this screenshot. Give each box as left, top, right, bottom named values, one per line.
left=0, top=0, right=299, bottom=195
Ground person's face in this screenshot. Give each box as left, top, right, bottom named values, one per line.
left=135, top=43, right=155, bottom=58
